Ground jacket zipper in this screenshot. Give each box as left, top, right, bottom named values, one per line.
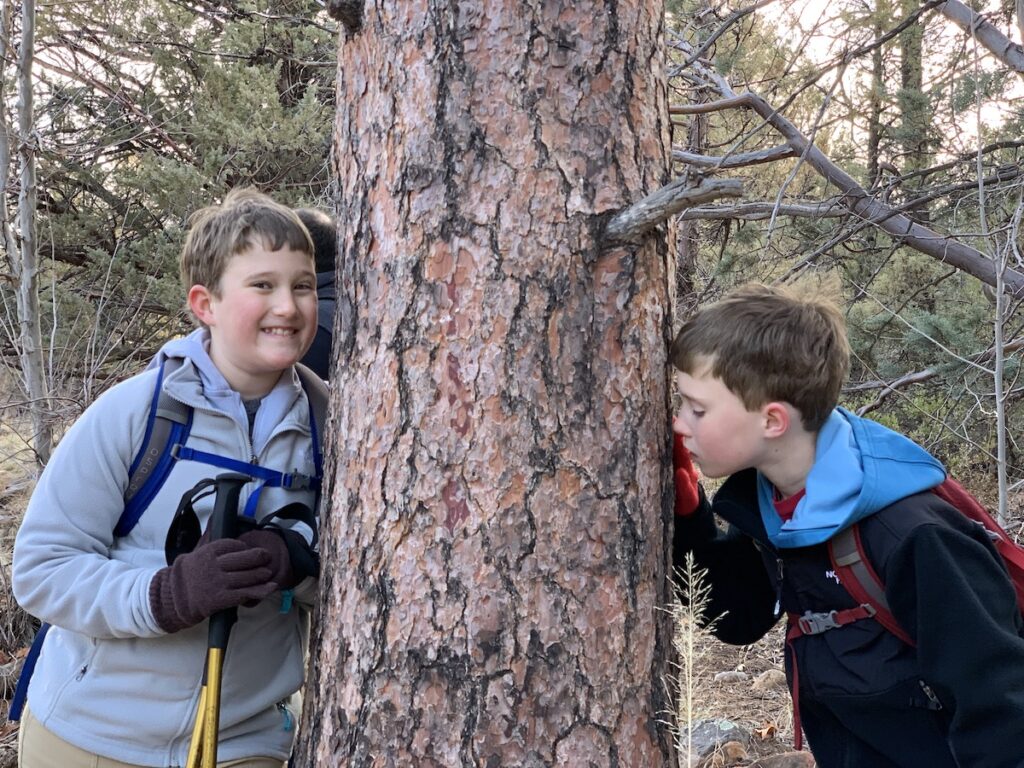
left=773, top=558, right=784, bottom=618
left=919, top=680, right=943, bottom=710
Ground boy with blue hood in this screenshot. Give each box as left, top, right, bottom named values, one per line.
left=13, top=188, right=321, bottom=767
left=671, top=283, right=1024, bottom=768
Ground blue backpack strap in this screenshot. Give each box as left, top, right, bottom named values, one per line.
left=175, top=365, right=326, bottom=518
left=293, top=363, right=326, bottom=482
left=116, top=358, right=193, bottom=538
left=170, top=447, right=319, bottom=519
left=8, top=622, right=50, bottom=722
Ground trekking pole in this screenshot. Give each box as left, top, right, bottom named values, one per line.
left=185, top=472, right=250, bottom=768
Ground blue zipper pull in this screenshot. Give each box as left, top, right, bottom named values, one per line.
left=278, top=702, right=294, bottom=732
left=280, top=589, right=294, bottom=614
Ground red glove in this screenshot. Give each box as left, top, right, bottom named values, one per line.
left=673, top=433, right=700, bottom=517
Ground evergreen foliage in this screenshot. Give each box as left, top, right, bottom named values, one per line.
left=1, top=0, right=336, bottom=416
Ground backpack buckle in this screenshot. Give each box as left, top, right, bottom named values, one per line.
left=797, top=610, right=840, bottom=635
left=282, top=473, right=312, bottom=491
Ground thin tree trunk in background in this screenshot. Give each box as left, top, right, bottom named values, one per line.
left=298, top=2, right=675, bottom=765
left=676, top=112, right=705, bottom=319
left=898, top=0, right=929, bottom=222
left=8, top=0, right=50, bottom=465
left=866, top=2, right=886, bottom=192
left=0, top=3, right=19, bottom=260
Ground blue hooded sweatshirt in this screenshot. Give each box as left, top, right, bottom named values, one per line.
left=756, top=407, right=946, bottom=549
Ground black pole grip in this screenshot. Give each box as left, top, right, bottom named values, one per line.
left=207, top=473, right=249, bottom=542
left=207, top=473, right=250, bottom=651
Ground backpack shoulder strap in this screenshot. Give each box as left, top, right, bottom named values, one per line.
left=115, top=358, right=193, bottom=538
left=8, top=622, right=50, bottom=722
left=828, top=523, right=916, bottom=646
left=294, top=362, right=327, bottom=478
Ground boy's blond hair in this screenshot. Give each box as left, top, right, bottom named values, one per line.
left=671, top=283, right=850, bottom=432
left=180, top=188, right=314, bottom=294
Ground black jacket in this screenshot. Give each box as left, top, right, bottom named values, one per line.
left=674, top=469, right=1024, bottom=767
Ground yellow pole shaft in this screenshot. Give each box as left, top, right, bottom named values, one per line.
left=201, top=648, right=225, bottom=767
left=185, top=684, right=207, bottom=768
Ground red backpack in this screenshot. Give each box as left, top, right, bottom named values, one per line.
left=826, top=477, right=1024, bottom=646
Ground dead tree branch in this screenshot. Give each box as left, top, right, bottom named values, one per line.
left=677, top=58, right=1024, bottom=298
left=604, top=177, right=744, bottom=245
left=672, top=144, right=796, bottom=169
left=849, top=338, right=1024, bottom=415
left=937, top=0, right=1024, bottom=75
left=679, top=199, right=845, bottom=220
left=673, top=0, right=779, bottom=71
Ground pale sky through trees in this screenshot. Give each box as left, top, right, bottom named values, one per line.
left=757, top=0, right=1023, bottom=151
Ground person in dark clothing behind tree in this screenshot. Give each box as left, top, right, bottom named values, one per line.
left=295, top=208, right=336, bottom=380
left=670, top=282, right=1024, bottom=768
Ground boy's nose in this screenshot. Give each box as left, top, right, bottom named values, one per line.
left=672, top=415, right=689, bottom=437
left=273, top=290, right=299, bottom=316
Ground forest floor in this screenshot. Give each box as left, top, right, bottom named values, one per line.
left=0, top=431, right=1020, bottom=768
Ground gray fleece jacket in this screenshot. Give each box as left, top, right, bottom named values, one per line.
left=12, top=329, right=319, bottom=767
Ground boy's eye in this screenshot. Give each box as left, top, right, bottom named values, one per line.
left=252, top=281, right=272, bottom=290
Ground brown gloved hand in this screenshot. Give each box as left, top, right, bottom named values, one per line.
left=238, top=529, right=300, bottom=590
left=149, top=538, right=275, bottom=633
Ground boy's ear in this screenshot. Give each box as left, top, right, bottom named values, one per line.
left=761, top=401, right=790, bottom=439
left=187, top=284, right=216, bottom=326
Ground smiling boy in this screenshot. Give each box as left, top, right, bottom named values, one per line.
left=670, top=283, right=1024, bottom=768
left=13, top=188, right=323, bottom=768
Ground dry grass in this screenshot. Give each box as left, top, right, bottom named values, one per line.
left=673, top=550, right=797, bottom=768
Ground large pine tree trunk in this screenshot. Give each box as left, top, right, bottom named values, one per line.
left=299, top=3, right=674, bottom=765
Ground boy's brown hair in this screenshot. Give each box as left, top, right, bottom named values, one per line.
left=180, top=188, right=314, bottom=295
left=671, top=282, right=850, bottom=431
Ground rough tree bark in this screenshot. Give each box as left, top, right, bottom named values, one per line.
left=298, top=2, right=676, bottom=766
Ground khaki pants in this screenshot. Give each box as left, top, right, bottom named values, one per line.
left=18, top=706, right=286, bottom=768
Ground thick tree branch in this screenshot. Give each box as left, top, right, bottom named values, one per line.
left=604, top=177, right=744, bottom=245
left=937, top=0, right=1024, bottom=75
left=677, top=60, right=1024, bottom=298
left=672, top=144, right=796, bottom=169
left=678, top=199, right=845, bottom=221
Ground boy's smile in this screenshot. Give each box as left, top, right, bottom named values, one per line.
left=189, top=241, right=318, bottom=399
